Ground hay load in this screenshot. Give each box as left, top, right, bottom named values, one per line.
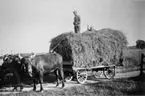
left=50, top=28, right=128, bottom=68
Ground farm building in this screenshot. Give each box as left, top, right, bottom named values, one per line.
left=50, top=28, right=128, bottom=68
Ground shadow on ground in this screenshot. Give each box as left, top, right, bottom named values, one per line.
left=0, top=74, right=57, bottom=88
left=126, top=74, right=145, bottom=95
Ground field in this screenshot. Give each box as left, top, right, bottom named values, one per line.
left=0, top=47, right=145, bottom=96
left=0, top=71, right=145, bottom=96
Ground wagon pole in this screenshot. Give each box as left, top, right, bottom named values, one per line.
left=139, top=47, right=145, bottom=76
left=139, top=48, right=141, bottom=75
left=139, top=48, right=144, bottom=76
left=49, top=38, right=63, bottom=53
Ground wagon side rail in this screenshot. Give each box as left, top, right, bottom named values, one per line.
left=72, top=64, right=116, bottom=84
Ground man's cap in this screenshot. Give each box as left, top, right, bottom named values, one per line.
left=73, top=11, right=77, bottom=14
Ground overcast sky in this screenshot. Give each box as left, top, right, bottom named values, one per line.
left=0, top=0, right=144, bottom=54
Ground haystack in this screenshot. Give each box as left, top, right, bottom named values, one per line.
left=50, top=28, right=128, bottom=68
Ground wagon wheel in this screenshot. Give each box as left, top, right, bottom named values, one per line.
left=93, top=71, right=103, bottom=78
left=76, top=70, right=87, bottom=84
left=65, top=74, right=73, bottom=82
left=103, top=66, right=115, bottom=79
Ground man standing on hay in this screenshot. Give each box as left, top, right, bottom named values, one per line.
left=73, top=11, right=81, bottom=33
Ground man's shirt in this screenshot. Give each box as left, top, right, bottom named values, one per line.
left=73, top=15, right=80, bottom=26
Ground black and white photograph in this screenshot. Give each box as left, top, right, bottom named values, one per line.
left=0, top=0, right=145, bottom=96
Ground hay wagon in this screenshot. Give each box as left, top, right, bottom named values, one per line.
left=63, top=61, right=115, bottom=84
left=50, top=28, right=127, bottom=84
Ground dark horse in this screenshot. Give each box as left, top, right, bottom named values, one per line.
left=1, top=54, right=28, bottom=91
left=23, top=52, right=65, bottom=91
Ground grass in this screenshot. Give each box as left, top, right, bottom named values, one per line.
left=89, top=75, right=145, bottom=95
left=123, top=48, right=141, bottom=67
left=117, top=47, right=145, bottom=73
left=1, top=74, right=145, bottom=96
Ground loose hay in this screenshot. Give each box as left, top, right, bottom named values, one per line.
left=50, top=28, right=128, bottom=68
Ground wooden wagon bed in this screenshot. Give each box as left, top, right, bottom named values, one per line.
left=63, top=61, right=115, bottom=84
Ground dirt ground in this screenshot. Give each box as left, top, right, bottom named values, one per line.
left=0, top=70, right=145, bottom=96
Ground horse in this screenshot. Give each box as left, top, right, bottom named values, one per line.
left=23, top=52, right=65, bottom=91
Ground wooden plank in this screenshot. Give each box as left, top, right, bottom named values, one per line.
left=73, top=64, right=115, bottom=71
left=91, top=65, right=115, bottom=69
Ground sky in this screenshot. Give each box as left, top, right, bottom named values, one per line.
left=0, top=0, right=144, bottom=54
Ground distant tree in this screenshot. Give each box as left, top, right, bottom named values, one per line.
left=136, top=39, right=145, bottom=75
left=136, top=40, right=145, bottom=49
